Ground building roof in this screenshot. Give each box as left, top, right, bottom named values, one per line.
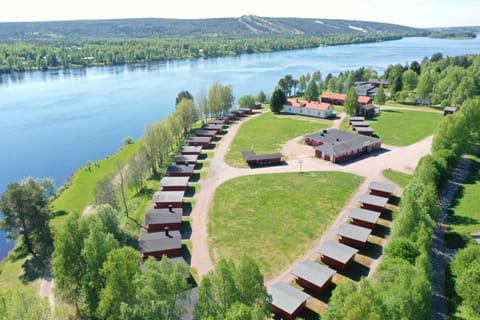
left=173, top=154, right=199, bottom=163
left=207, top=119, right=226, bottom=125
left=354, top=127, right=375, bottom=133
left=369, top=79, right=390, bottom=86
left=167, top=165, right=194, bottom=175
left=267, top=282, right=310, bottom=315
left=348, top=207, right=381, bottom=224
left=444, top=106, right=458, bottom=112
left=241, top=150, right=282, bottom=161
left=337, top=223, right=372, bottom=243
left=349, top=116, right=365, bottom=122
left=355, top=84, right=376, bottom=92
left=359, top=194, right=388, bottom=208
left=139, top=230, right=182, bottom=253
left=195, top=130, right=216, bottom=136
left=358, top=96, right=372, bottom=104
left=307, top=129, right=381, bottom=157
left=179, top=146, right=203, bottom=153
left=359, top=104, right=376, bottom=110
left=285, top=99, right=331, bottom=111
left=202, top=124, right=223, bottom=131
left=188, top=136, right=212, bottom=143
left=145, top=207, right=183, bottom=225
left=321, top=92, right=346, bottom=100
left=291, top=260, right=336, bottom=288
left=160, top=176, right=190, bottom=188
left=351, top=121, right=370, bottom=127
left=369, top=181, right=395, bottom=194
left=318, top=240, right=358, bottom=264
left=152, top=191, right=185, bottom=203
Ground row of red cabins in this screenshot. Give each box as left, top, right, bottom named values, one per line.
left=138, top=108, right=254, bottom=260
left=348, top=116, right=375, bottom=136
left=268, top=181, right=395, bottom=319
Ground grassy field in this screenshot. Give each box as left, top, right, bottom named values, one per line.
left=385, top=101, right=443, bottom=112
left=225, top=112, right=330, bottom=168
left=209, top=171, right=363, bottom=278
left=383, top=169, right=413, bottom=189
left=447, top=155, right=480, bottom=237
left=369, top=109, right=442, bottom=146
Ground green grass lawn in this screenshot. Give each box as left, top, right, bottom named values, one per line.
left=385, top=101, right=443, bottom=113
left=225, top=112, right=330, bottom=168
left=447, top=155, right=480, bottom=237
left=209, top=171, right=363, bottom=278
left=369, top=109, right=442, bottom=146
left=383, top=169, right=412, bottom=189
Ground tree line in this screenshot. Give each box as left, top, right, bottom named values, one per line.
left=0, top=33, right=407, bottom=74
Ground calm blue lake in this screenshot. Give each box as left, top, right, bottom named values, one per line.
left=1, top=36, right=480, bottom=259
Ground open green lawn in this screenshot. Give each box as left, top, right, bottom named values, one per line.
left=383, top=169, right=412, bottom=189
left=225, top=112, right=330, bottom=168
left=369, top=109, right=442, bottom=146
left=448, top=155, right=480, bottom=237
left=385, top=101, right=443, bottom=113
left=209, top=171, right=363, bottom=278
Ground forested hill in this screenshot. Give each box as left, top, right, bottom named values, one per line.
left=0, top=15, right=424, bottom=41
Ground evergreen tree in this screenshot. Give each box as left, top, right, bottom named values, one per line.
left=344, top=87, right=360, bottom=116
left=269, top=87, right=286, bottom=113
left=304, top=79, right=319, bottom=101
left=374, top=85, right=386, bottom=105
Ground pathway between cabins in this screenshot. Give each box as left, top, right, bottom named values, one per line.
left=431, top=157, right=470, bottom=320
left=190, top=110, right=433, bottom=280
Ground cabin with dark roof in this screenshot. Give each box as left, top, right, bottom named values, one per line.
left=152, top=191, right=184, bottom=209
left=369, top=181, right=395, bottom=198
left=320, top=92, right=372, bottom=106
left=179, top=145, right=203, bottom=155
left=350, top=121, right=369, bottom=127
left=267, top=282, right=310, bottom=320
left=348, top=207, right=381, bottom=229
left=443, top=106, right=458, bottom=116
left=207, top=119, right=227, bottom=127
left=195, top=129, right=217, bottom=138
left=239, top=107, right=253, bottom=115
left=353, top=126, right=375, bottom=136
left=337, top=223, right=372, bottom=249
left=139, top=229, right=182, bottom=259
left=202, top=124, right=223, bottom=134
left=187, top=136, right=212, bottom=147
left=359, top=194, right=388, bottom=213
left=144, top=207, right=182, bottom=232
left=160, top=176, right=190, bottom=191
left=304, top=129, right=381, bottom=163
left=291, top=260, right=336, bottom=294
left=173, top=154, right=198, bottom=165
left=318, top=240, right=358, bottom=270
left=241, top=150, right=283, bottom=166
left=166, top=164, right=194, bottom=177
left=349, top=116, right=365, bottom=125
left=359, top=104, right=376, bottom=116
left=369, top=79, right=390, bottom=88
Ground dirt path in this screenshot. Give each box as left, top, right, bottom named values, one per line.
left=431, top=157, right=470, bottom=320
left=38, top=263, right=55, bottom=307
left=190, top=110, right=433, bottom=280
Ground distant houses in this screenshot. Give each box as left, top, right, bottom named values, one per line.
left=354, top=79, right=390, bottom=99
left=284, top=98, right=334, bottom=119
left=320, top=92, right=372, bottom=106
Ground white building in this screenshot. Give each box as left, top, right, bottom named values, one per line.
left=284, top=99, right=334, bottom=119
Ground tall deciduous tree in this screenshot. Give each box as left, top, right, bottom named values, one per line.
left=196, top=88, right=209, bottom=123
left=344, top=87, right=360, bottom=116
left=0, top=178, right=53, bottom=258
left=416, top=72, right=433, bottom=104
left=127, top=148, right=149, bottom=193
left=256, top=90, right=266, bottom=104
left=175, top=98, right=199, bottom=135
left=269, top=87, right=286, bottom=113
left=374, top=85, right=386, bottom=105
left=402, top=69, right=419, bottom=91
left=304, top=79, right=319, bottom=101
left=95, top=177, right=118, bottom=210
left=208, top=81, right=235, bottom=116
left=97, top=247, right=142, bottom=320
left=238, top=95, right=256, bottom=109
left=298, top=75, right=307, bottom=93
left=0, top=288, right=54, bottom=320
left=175, top=90, right=193, bottom=105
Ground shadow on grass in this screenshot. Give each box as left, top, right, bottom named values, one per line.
left=338, top=261, right=370, bottom=281
left=184, top=186, right=196, bottom=198
left=182, top=202, right=193, bottom=216
left=380, top=208, right=394, bottom=221
left=303, top=283, right=335, bottom=304
left=360, top=242, right=383, bottom=259
left=300, top=308, right=320, bottom=320
left=181, top=220, right=192, bottom=240
left=194, top=163, right=204, bottom=170
left=181, top=244, right=192, bottom=265
left=371, top=224, right=391, bottom=239
left=134, top=187, right=155, bottom=198
left=189, top=173, right=201, bottom=183
left=444, top=231, right=468, bottom=249
left=21, top=254, right=50, bottom=283
left=203, top=144, right=216, bottom=150
left=388, top=195, right=401, bottom=206
left=212, top=137, right=222, bottom=142
left=197, top=153, right=208, bottom=160
left=52, top=210, right=68, bottom=218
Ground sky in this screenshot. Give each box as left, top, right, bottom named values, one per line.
left=0, top=0, right=478, bottom=28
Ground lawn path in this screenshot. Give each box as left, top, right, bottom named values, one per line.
left=431, top=157, right=470, bottom=320
left=190, top=109, right=433, bottom=280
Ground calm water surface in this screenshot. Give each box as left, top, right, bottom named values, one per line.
left=1, top=36, right=480, bottom=258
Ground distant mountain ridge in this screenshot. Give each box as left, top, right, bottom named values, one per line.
left=0, top=15, right=425, bottom=41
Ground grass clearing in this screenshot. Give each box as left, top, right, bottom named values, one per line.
left=209, top=171, right=363, bottom=278
left=369, top=109, right=442, bottom=146
left=385, top=101, right=443, bottom=113
left=225, top=112, right=330, bottom=168
left=383, top=169, right=413, bottom=189
left=447, top=154, right=480, bottom=238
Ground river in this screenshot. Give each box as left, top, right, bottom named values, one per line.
left=1, top=36, right=480, bottom=259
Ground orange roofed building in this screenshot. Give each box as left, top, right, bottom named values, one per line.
left=284, top=99, right=334, bottom=119
left=320, top=92, right=372, bottom=106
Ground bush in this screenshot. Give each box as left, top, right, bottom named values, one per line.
left=385, top=238, right=420, bottom=265
left=123, top=136, right=134, bottom=145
